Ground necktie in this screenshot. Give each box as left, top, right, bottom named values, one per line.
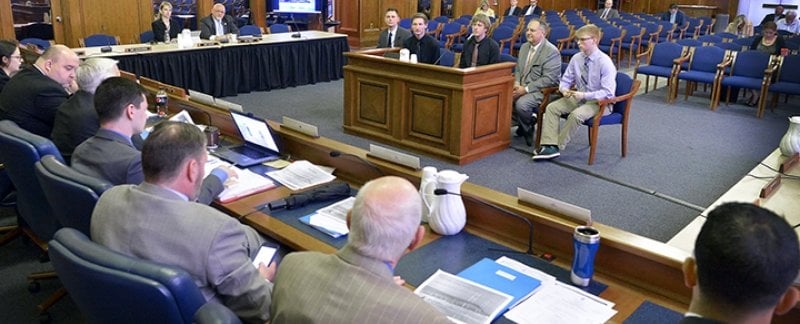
left=601, top=9, right=609, bottom=19
left=579, top=58, right=589, bottom=92
left=215, top=19, right=224, bottom=36
left=521, top=46, right=536, bottom=83
left=471, top=41, right=480, bottom=67
left=388, top=31, right=393, bottom=47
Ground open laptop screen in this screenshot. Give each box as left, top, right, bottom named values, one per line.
left=230, top=111, right=279, bottom=152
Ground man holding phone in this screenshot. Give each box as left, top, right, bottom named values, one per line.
left=92, top=122, right=275, bottom=323
left=270, top=176, right=450, bottom=323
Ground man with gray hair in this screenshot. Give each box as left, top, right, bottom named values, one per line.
left=51, top=57, right=119, bottom=160
left=270, top=176, right=449, bottom=323
left=777, top=10, right=799, bottom=34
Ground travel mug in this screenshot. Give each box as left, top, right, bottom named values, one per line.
left=204, top=126, right=220, bottom=148
left=570, top=225, right=600, bottom=287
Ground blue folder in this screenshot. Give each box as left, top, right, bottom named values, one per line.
left=457, top=258, right=542, bottom=311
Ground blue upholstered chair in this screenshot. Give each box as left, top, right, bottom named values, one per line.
left=619, top=25, right=645, bottom=67
left=438, top=22, right=465, bottom=49
left=670, top=45, right=727, bottom=105
left=34, top=155, right=112, bottom=237
left=79, top=34, right=121, bottom=47
left=697, top=34, right=722, bottom=45
left=269, top=23, right=291, bottom=34
left=769, top=55, right=800, bottom=110
left=434, top=15, right=450, bottom=24
left=638, top=22, right=661, bottom=53
left=194, top=302, right=243, bottom=324
left=399, top=18, right=412, bottom=30
left=238, top=25, right=262, bottom=36
left=656, top=21, right=676, bottom=43
left=714, top=41, right=744, bottom=52
left=437, top=48, right=457, bottom=67
left=19, top=37, right=52, bottom=51
left=49, top=227, right=212, bottom=324
left=633, top=41, right=683, bottom=94
left=490, top=25, right=516, bottom=55
left=714, top=50, right=774, bottom=117
left=675, top=38, right=703, bottom=48
left=139, top=31, right=155, bottom=43
left=598, top=26, right=625, bottom=66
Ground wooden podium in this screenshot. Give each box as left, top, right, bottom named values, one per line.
left=343, top=49, right=516, bottom=165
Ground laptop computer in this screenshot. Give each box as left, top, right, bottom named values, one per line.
left=212, top=111, right=280, bottom=167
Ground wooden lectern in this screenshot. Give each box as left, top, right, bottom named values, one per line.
left=343, top=49, right=516, bottom=165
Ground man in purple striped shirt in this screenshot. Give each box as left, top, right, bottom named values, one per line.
left=533, top=24, right=616, bottom=161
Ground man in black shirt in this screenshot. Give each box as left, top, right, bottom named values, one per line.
left=403, top=13, right=440, bottom=64
left=459, top=14, right=500, bottom=68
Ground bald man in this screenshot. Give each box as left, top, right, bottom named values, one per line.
left=0, top=44, right=79, bottom=137
left=199, top=3, right=239, bottom=40
left=271, top=176, right=450, bottom=323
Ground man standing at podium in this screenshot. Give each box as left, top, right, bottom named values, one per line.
left=681, top=203, right=799, bottom=323
left=378, top=8, right=411, bottom=48
left=512, top=19, right=561, bottom=147
left=403, top=13, right=440, bottom=64
left=270, top=176, right=450, bottom=323
left=533, top=24, right=616, bottom=160
left=459, top=14, right=499, bottom=68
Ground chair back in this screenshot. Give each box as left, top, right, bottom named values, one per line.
left=140, top=31, right=155, bottom=43
left=649, top=42, right=683, bottom=67
left=239, top=25, right=262, bottom=36
left=82, top=34, right=119, bottom=47
left=0, top=120, right=63, bottom=242
left=777, top=55, right=800, bottom=83
left=34, top=155, right=112, bottom=237
left=676, top=38, right=702, bottom=48
left=730, top=50, right=771, bottom=78
left=399, top=18, right=412, bottom=30
left=697, top=34, right=722, bottom=44
left=269, top=23, right=291, bottom=34
left=49, top=228, right=206, bottom=324
left=688, top=45, right=726, bottom=73
left=714, top=42, right=744, bottom=52
left=609, top=73, right=637, bottom=115
left=548, top=25, right=571, bottom=45
left=19, top=37, right=52, bottom=51
left=437, top=49, right=456, bottom=67
left=434, top=16, right=450, bottom=24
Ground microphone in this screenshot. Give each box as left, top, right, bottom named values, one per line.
left=265, top=181, right=351, bottom=210
left=432, top=49, right=449, bottom=66
left=434, top=189, right=535, bottom=255
left=290, top=13, right=302, bottom=38
left=329, top=150, right=385, bottom=177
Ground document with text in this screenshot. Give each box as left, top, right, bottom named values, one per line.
left=205, top=157, right=276, bottom=203
left=415, top=269, right=512, bottom=324
left=266, top=160, right=335, bottom=191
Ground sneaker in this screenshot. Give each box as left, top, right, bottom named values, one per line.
left=532, top=145, right=560, bottom=161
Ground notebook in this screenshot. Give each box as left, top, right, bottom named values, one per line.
left=212, top=111, right=280, bottom=167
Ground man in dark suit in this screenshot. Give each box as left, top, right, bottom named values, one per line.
left=513, top=19, right=561, bottom=147
left=521, top=0, right=543, bottom=17
left=403, top=13, right=440, bottom=64
left=761, top=5, right=785, bottom=26
left=503, top=0, right=522, bottom=17
left=270, top=176, right=449, bottom=323
left=377, top=8, right=412, bottom=48
left=199, top=3, right=239, bottom=40
left=661, top=3, right=685, bottom=26
left=71, top=77, right=229, bottom=205
left=0, top=44, right=79, bottom=138
left=51, top=58, right=119, bottom=161
left=680, top=203, right=799, bottom=324
left=91, top=121, right=274, bottom=323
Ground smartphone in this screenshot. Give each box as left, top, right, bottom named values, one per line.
left=252, top=243, right=278, bottom=268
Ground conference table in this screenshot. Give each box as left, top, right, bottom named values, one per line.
left=73, top=31, right=349, bottom=97
left=145, top=77, right=800, bottom=323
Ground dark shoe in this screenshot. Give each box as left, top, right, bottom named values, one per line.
left=532, top=145, right=560, bottom=161
left=515, top=125, right=525, bottom=137
left=524, top=125, right=535, bottom=147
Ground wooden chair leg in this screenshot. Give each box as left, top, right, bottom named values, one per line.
left=621, top=122, right=628, bottom=157
left=588, top=125, right=599, bottom=165
left=644, top=75, right=650, bottom=93
left=37, top=287, right=67, bottom=313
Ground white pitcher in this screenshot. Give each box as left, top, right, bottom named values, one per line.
left=424, top=170, right=469, bottom=235
left=779, top=116, right=800, bottom=157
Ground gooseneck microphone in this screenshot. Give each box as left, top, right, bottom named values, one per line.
left=290, top=13, right=302, bottom=38
left=329, top=150, right=385, bottom=177
left=434, top=189, right=535, bottom=255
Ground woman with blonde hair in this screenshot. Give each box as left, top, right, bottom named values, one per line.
left=152, top=1, right=180, bottom=42
left=725, top=14, right=754, bottom=36
left=474, top=0, right=496, bottom=19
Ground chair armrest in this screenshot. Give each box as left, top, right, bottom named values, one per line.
left=673, top=55, right=691, bottom=65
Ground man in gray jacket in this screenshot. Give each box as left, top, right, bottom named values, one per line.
left=512, top=19, right=561, bottom=146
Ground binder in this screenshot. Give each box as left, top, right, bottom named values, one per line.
left=457, top=258, right=542, bottom=310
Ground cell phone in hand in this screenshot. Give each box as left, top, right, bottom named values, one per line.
left=252, top=243, right=278, bottom=268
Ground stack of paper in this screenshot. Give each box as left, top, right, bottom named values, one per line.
left=206, top=157, right=277, bottom=203
left=299, top=197, right=355, bottom=238
left=266, top=160, right=336, bottom=191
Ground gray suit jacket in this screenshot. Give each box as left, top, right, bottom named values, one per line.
left=597, top=8, right=620, bottom=20
left=199, top=15, right=240, bottom=40
left=71, top=128, right=224, bottom=204
left=377, top=27, right=412, bottom=48
left=515, top=39, right=562, bottom=105
left=91, top=183, right=271, bottom=323
left=270, top=246, right=450, bottom=323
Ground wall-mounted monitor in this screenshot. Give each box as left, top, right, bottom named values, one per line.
left=272, top=0, right=323, bottom=14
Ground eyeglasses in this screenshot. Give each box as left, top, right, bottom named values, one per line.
left=576, top=37, right=594, bottom=42
left=10, top=55, right=22, bottom=61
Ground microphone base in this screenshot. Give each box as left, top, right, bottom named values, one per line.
left=291, top=32, right=302, bottom=38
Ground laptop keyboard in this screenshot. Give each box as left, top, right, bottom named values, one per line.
left=232, top=146, right=266, bottom=158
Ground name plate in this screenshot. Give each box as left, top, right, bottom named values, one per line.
left=196, top=41, right=220, bottom=47
left=367, top=144, right=420, bottom=170
left=237, top=36, right=262, bottom=43
left=124, top=45, right=152, bottom=53
left=281, top=116, right=319, bottom=138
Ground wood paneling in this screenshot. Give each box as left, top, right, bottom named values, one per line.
left=0, top=0, right=15, bottom=39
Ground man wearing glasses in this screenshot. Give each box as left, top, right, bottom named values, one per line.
left=533, top=24, right=616, bottom=160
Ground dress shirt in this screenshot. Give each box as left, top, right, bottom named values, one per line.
left=403, top=34, right=441, bottom=64
left=459, top=36, right=500, bottom=68
left=215, top=18, right=224, bottom=36
left=777, top=18, right=800, bottom=34
left=560, top=49, right=616, bottom=101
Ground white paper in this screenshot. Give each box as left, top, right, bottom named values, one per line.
left=205, top=157, right=276, bottom=202
left=308, top=214, right=349, bottom=236
left=495, top=256, right=557, bottom=284
left=415, top=270, right=512, bottom=324
left=504, top=280, right=617, bottom=324
left=266, top=160, right=336, bottom=191
left=307, top=197, right=355, bottom=237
